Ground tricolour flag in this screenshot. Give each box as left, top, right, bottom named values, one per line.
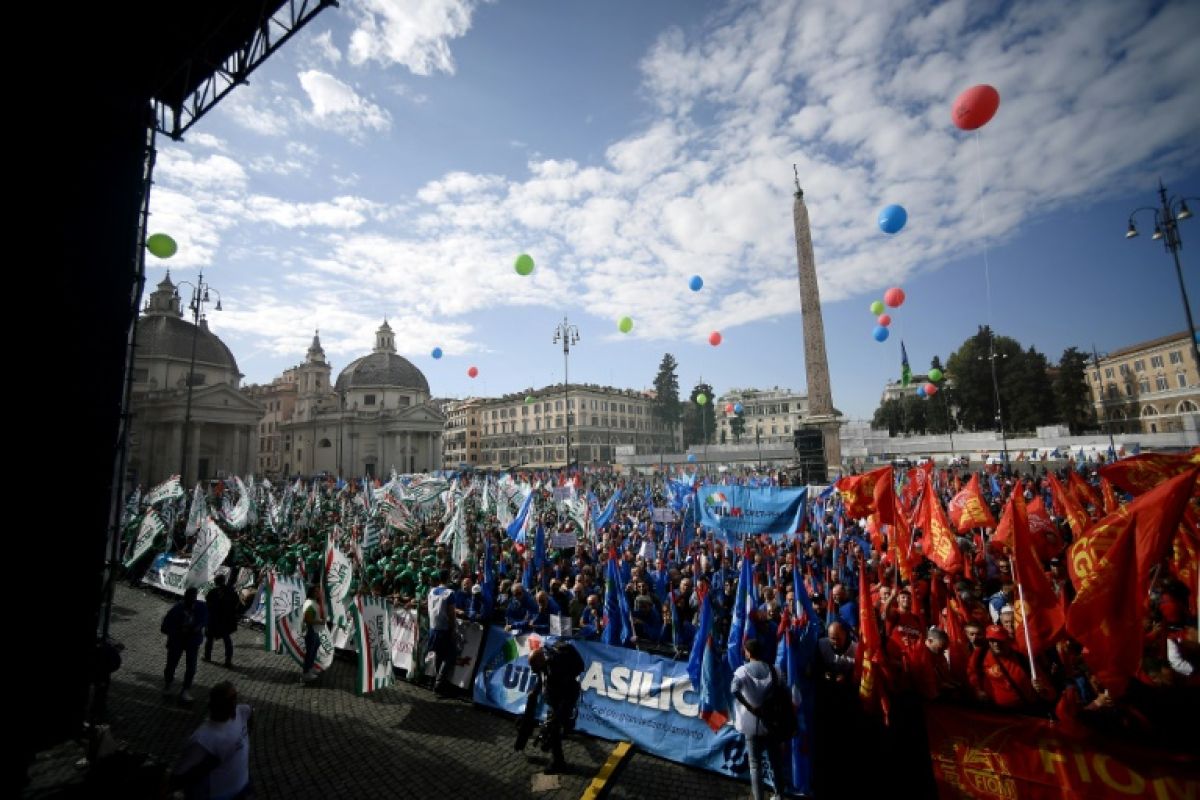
left=349, top=595, right=394, bottom=694
left=124, top=510, right=164, bottom=567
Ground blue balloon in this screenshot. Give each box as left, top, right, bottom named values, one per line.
left=689, top=275, right=704, bottom=292
left=917, top=385, right=927, bottom=398
left=431, top=347, right=443, bottom=359
left=687, top=454, right=697, bottom=463
left=733, top=402, right=743, bottom=414
left=878, top=204, right=907, bottom=234
left=873, top=325, right=890, bottom=342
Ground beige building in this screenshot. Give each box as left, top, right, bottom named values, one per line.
left=714, top=388, right=814, bottom=446
left=242, top=369, right=298, bottom=479
left=127, top=274, right=262, bottom=485
left=1090, top=331, right=1200, bottom=434
left=879, top=375, right=932, bottom=405
left=475, top=384, right=672, bottom=468
left=443, top=397, right=483, bottom=468
left=278, top=322, right=445, bottom=477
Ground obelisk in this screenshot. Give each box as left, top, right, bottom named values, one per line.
left=792, top=169, right=842, bottom=476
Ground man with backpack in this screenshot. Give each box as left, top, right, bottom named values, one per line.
left=731, top=638, right=790, bottom=800
left=525, top=640, right=585, bottom=774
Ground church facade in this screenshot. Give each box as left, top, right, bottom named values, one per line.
left=278, top=322, right=445, bottom=478
left=127, top=275, right=263, bottom=485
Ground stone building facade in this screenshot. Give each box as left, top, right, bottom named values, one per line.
left=1090, top=331, right=1200, bottom=434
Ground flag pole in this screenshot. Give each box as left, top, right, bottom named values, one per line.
left=1008, top=547, right=1039, bottom=682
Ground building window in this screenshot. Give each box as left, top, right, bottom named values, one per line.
left=1179, top=373, right=1188, bottom=388
left=1169, top=351, right=1183, bottom=364
left=186, top=371, right=206, bottom=387
left=398, top=396, right=410, bottom=406
left=1124, top=384, right=1133, bottom=397
left=1107, top=385, right=1118, bottom=399
left=1151, top=355, right=1164, bottom=368
left=555, top=400, right=563, bottom=411
left=364, top=394, right=376, bottom=406
left=318, top=438, right=332, bottom=448
left=556, top=415, right=563, bottom=428
left=592, top=416, right=598, bottom=426
left=1157, top=376, right=1169, bottom=391
left=1119, top=364, right=1130, bottom=376
left=1134, top=360, right=1145, bottom=372
left=1104, top=367, right=1113, bottom=379
left=1139, top=380, right=1150, bottom=393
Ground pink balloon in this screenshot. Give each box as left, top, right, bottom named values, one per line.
left=884, top=287, right=906, bottom=308
left=877, top=314, right=892, bottom=327
left=952, top=84, right=1000, bottom=131
left=467, top=366, right=479, bottom=378
left=708, top=331, right=722, bottom=347
left=924, top=382, right=938, bottom=396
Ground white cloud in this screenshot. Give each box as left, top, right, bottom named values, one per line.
left=298, top=70, right=392, bottom=137
left=217, top=84, right=293, bottom=137
left=186, top=132, right=226, bottom=151
left=347, top=0, right=486, bottom=76
left=311, top=30, right=342, bottom=66
left=244, top=195, right=384, bottom=228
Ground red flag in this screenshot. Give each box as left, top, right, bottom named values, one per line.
left=1005, top=491, right=1064, bottom=657
left=1066, top=468, right=1198, bottom=695
left=1100, top=477, right=1119, bottom=515
left=948, top=474, right=996, bottom=532
left=855, top=557, right=890, bottom=723
left=836, top=466, right=891, bottom=521
left=1170, top=509, right=1200, bottom=616
left=890, top=492, right=916, bottom=583
left=1099, top=448, right=1200, bottom=496
left=918, top=488, right=963, bottom=573
left=1025, top=496, right=1065, bottom=562
left=943, top=596, right=971, bottom=688
left=874, top=467, right=897, bottom=527
left=1066, top=471, right=1102, bottom=518
left=1047, top=473, right=1089, bottom=539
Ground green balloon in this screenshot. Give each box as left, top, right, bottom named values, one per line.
left=618, top=316, right=633, bottom=334
left=929, top=368, right=943, bottom=383
left=696, top=393, right=708, bottom=406
left=514, top=253, right=535, bottom=276
left=146, top=233, right=177, bottom=259
left=869, top=300, right=884, bottom=315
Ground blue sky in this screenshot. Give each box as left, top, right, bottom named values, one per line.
left=147, top=0, right=1200, bottom=420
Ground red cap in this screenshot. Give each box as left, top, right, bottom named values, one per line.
left=985, top=624, right=1010, bottom=642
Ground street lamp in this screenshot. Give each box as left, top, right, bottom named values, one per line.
left=173, top=270, right=221, bottom=487
left=976, top=330, right=1008, bottom=466
left=552, top=316, right=580, bottom=469
left=1125, top=181, right=1200, bottom=377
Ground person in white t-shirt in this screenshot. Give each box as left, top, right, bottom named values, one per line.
left=170, top=681, right=252, bottom=800
left=426, top=569, right=457, bottom=696
left=731, top=639, right=783, bottom=800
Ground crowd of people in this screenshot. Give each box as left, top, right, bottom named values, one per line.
left=122, top=454, right=1199, bottom=797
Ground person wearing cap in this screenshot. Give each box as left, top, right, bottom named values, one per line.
left=998, top=605, right=1016, bottom=640
left=968, top=624, right=1050, bottom=709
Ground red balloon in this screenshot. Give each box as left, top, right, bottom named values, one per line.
left=884, top=287, right=906, bottom=308
left=725, top=403, right=734, bottom=414
left=952, top=84, right=1000, bottom=131
left=708, top=331, right=722, bottom=346
left=467, top=366, right=479, bottom=378
left=924, top=382, right=938, bottom=396
left=877, top=314, right=891, bottom=327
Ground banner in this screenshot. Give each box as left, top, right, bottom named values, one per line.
left=279, top=610, right=335, bottom=674
left=143, top=554, right=231, bottom=595
left=264, top=572, right=305, bottom=653
left=695, top=485, right=806, bottom=541
left=474, top=628, right=753, bottom=782
left=185, top=517, right=231, bottom=590
left=349, top=595, right=393, bottom=695
left=390, top=608, right=419, bottom=674
left=926, top=705, right=1199, bottom=799
left=652, top=507, right=676, bottom=524
left=423, top=621, right=486, bottom=691
left=550, top=532, right=578, bottom=550
left=124, top=511, right=165, bottom=567
left=145, top=476, right=184, bottom=507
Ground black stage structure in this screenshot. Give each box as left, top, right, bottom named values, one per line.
left=22, top=0, right=335, bottom=780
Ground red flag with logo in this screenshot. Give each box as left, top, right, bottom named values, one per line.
left=1099, top=448, right=1200, bottom=496
left=1005, top=491, right=1064, bottom=657
left=918, top=488, right=963, bottom=573
left=1066, top=468, right=1198, bottom=695
left=836, top=466, right=891, bottom=522
left=948, top=474, right=996, bottom=533
left=855, top=557, right=890, bottom=723
left=1047, top=473, right=1089, bottom=539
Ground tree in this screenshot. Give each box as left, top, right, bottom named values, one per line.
left=730, top=412, right=746, bottom=443
left=682, top=382, right=715, bottom=447
left=945, top=327, right=1057, bottom=434
left=651, top=354, right=682, bottom=451
left=872, top=398, right=904, bottom=435
left=1054, top=347, right=1096, bottom=434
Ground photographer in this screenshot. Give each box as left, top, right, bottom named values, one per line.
left=523, top=641, right=585, bottom=774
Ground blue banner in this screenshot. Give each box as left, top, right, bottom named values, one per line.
left=474, top=628, right=760, bottom=782
left=695, top=485, right=806, bottom=542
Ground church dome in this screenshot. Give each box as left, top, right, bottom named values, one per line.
left=136, top=315, right=240, bottom=374
left=335, top=352, right=429, bottom=393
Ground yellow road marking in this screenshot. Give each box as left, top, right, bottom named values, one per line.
left=580, top=740, right=633, bottom=800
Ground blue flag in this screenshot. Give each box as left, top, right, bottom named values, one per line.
left=726, top=547, right=759, bottom=672
left=594, top=489, right=622, bottom=529
left=507, top=491, right=535, bottom=545
left=533, top=525, right=546, bottom=588
left=601, top=552, right=633, bottom=647
left=688, top=588, right=731, bottom=731
left=776, top=559, right=819, bottom=796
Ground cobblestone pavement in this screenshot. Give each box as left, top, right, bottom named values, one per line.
left=57, top=584, right=750, bottom=800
